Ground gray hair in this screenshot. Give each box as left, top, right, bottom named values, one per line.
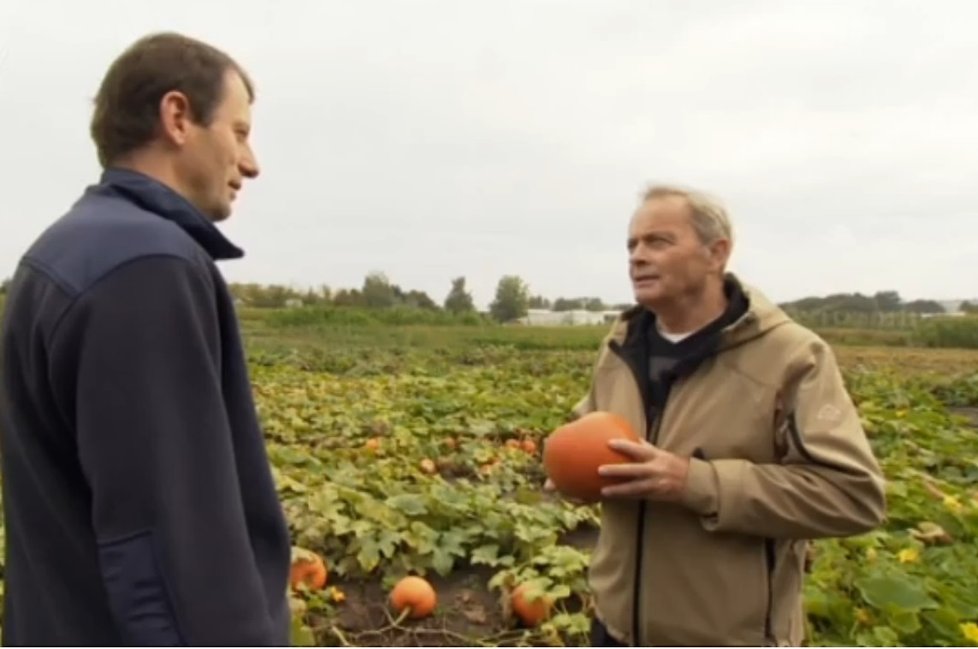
left=641, top=184, right=733, bottom=246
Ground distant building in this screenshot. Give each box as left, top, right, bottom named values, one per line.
left=935, top=299, right=978, bottom=316
left=516, top=308, right=622, bottom=326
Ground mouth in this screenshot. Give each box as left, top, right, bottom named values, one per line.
left=632, top=274, right=660, bottom=286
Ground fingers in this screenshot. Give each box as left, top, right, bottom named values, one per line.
left=607, top=439, right=658, bottom=460
left=601, top=478, right=660, bottom=499
left=598, top=462, right=654, bottom=480
left=543, top=478, right=555, bottom=491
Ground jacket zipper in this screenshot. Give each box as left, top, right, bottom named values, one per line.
left=607, top=337, right=673, bottom=647
left=632, top=388, right=669, bottom=646
left=763, top=538, right=776, bottom=644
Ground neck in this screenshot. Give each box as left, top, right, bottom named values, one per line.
left=652, top=280, right=728, bottom=334
left=111, top=151, right=185, bottom=199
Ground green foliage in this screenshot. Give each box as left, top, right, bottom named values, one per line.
left=489, top=275, right=530, bottom=323
left=787, top=309, right=923, bottom=331
left=2, top=309, right=978, bottom=646
left=253, top=324, right=978, bottom=647
left=444, top=276, right=476, bottom=314
left=913, top=317, right=978, bottom=350
left=361, top=272, right=397, bottom=308
left=927, top=373, right=978, bottom=408
left=781, top=290, right=925, bottom=314
left=262, top=305, right=490, bottom=328
left=259, top=355, right=599, bottom=645
left=816, top=327, right=914, bottom=348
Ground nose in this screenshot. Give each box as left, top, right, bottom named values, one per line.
left=629, top=241, right=648, bottom=267
left=239, top=144, right=260, bottom=179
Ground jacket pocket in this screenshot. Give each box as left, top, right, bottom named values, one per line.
left=640, top=511, right=772, bottom=646
left=98, top=530, right=184, bottom=646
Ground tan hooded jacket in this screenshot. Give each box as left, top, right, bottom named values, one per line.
left=573, top=276, right=886, bottom=646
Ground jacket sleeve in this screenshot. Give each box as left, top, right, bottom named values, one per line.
left=570, top=389, right=595, bottom=421
left=49, top=255, right=281, bottom=645
left=680, top=336, right=886, bottom=539
left=569, top=331, right=614, bottom=421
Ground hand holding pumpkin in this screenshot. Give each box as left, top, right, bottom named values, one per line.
left=597, top=439, right=690, bottom=501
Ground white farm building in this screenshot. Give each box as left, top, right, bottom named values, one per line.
left=516, top=309, right=622, bottom=326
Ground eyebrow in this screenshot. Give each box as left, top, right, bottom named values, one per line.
left=627, top=230, right=677, bottom=247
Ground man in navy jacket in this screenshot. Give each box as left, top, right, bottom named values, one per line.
left=0, top=33, right=291, bottom=645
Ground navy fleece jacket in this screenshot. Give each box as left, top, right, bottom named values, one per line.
left=0, top=168, right=291, bottom=645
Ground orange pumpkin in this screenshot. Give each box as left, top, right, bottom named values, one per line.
left=290, top=548, right=328, bottom=591
left=419, top=458, right=437, bottom=474
left=520, top=439, right=537, bottom=454
left=389, top=576, right=437, bottom=619
left=511, top=582, right=552, bottom=627
left=542, top=411, right=640, bottom=502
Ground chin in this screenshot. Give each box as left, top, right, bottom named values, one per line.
left=207, top=203, right=232, bottom=223
left=633, top=292, right=661, bottom=309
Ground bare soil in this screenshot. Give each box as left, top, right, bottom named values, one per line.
left=308, top=524, right=599, bottom=647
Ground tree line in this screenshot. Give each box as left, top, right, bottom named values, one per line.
left=225, top=273, right=625, bottom=323
left=778, top=290, right=950, bottom=315
left=1, top=277, right=969, bottom=322
left=0, top=272, right=620, bottom=324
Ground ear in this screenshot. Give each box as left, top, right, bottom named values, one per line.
left=707, top=238, right=731, bottom=271
left=158, top=90, right=194, bottom=147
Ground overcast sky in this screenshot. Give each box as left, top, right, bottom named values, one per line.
left=1, top=0, right=976, bottom=309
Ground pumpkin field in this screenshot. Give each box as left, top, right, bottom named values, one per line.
left=1, top=307, right=978, bottom=646
left=234, top=312, right=978, bottom=647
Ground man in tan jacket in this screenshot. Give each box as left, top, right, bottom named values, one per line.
left=561, top=185, right=886, bottom=646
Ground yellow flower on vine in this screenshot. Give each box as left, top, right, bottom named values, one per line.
left=897, top=548, right=919, bottom=564
left=960, top=622, right=978, bottom=644
left=944, top=495, right=964, bottom=514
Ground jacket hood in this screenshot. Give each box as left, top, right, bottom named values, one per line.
left=606, top=273, right=792, bottom=352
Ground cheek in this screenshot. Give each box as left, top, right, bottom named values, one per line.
left=213, top=132, right=237, bottom=165
left=225, top=138, right=241, bottom=165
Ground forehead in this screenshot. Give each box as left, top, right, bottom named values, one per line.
left=628, top=195, right=694, bottom=236
left=214, top=70, right=253, bottom=119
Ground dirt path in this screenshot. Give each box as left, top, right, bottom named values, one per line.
left=950, top=407, right=978, bottom=428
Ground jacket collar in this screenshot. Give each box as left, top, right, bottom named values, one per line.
left=606, top=273, right=790, bottom=349
left=97, top=167, right=244, bottom=261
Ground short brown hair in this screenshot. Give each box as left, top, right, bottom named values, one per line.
left=90, top=32, right=254, bottom=167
